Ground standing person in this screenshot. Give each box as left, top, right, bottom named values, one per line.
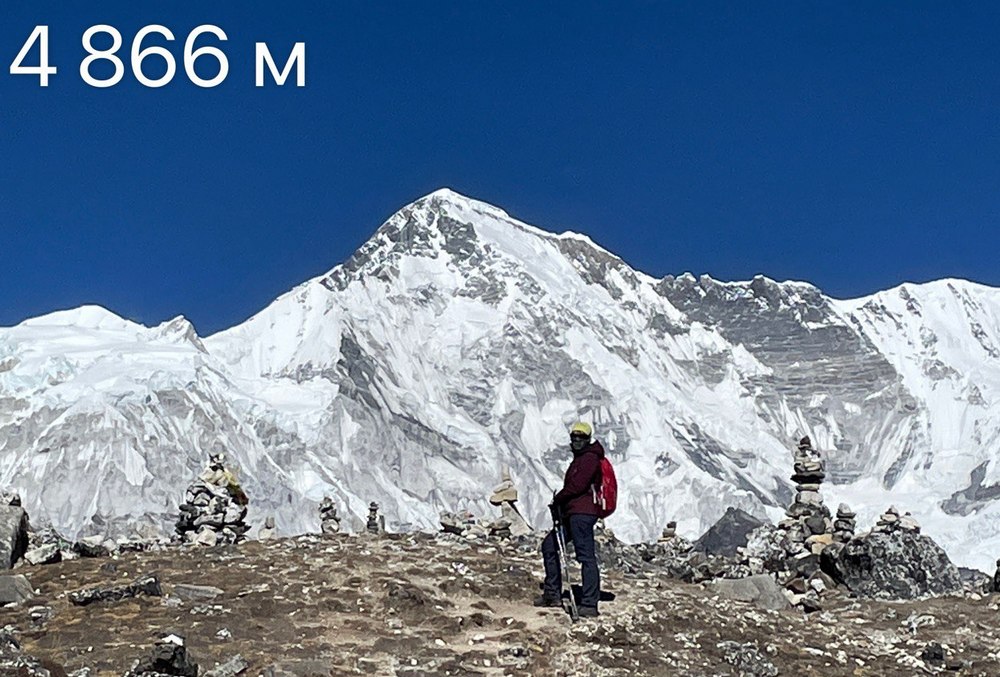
left=534, top=422, right=605, bottom=617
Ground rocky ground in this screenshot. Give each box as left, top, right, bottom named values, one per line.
left=2, top=533, right=1000, bottom=676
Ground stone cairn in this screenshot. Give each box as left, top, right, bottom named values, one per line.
left=872, top=505, right=920, bottom=534
left=739, top=436, right=845, bottom=611
left=778, top=436, right=834, bottom=556
left=366, top=502, right=385, bottom=534
left=319, top=496, right=342, bottom=534
left=832, top=503, right=857, bottom=543
left=487, top=467, right=532, bottom=538
left=176, top=453, right=250, bottom=547
left=659, top=521, right=678, bottom=541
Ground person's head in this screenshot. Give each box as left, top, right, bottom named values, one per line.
left=569, top=422, right=593, bottom=451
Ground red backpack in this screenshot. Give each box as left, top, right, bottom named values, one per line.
left=592, top=456, right=618, bottom=518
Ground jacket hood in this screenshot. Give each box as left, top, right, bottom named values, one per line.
left=572, top=439, right=605, bottom=459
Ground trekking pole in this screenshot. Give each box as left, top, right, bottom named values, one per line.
left=550, top=503, right=579, bottom=622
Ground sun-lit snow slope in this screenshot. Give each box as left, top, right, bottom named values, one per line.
left=0, top=308, right=315, bottom=539
left=825, top=282, right=1000, bottom=568
left=3, top=189, right=1000, bottom=569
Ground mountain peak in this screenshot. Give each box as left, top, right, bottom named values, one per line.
left=17, top=305, right=137, bottom=332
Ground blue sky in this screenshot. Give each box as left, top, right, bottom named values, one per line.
left=2, top=2, right=999, bottom=334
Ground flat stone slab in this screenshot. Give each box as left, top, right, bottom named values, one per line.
left=172, top=583, right=224, bottom=601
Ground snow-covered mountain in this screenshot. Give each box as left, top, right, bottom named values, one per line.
left=2, top=189, right=999, bottom=569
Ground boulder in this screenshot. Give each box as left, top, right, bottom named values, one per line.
left=0, top=506, right=28, bottom=569
left=693, top=507, right=766, bottom=558
left=820, top=529, right=962, bottom=599
left=0, top=575, right=35, bottom=604
left=23, top=544, right=60, bottom=566
left=709, top=573, right=789, bottom=611
left=125, top=633, right=198, bottom=677
left=74, top=536, right=110, bottom=558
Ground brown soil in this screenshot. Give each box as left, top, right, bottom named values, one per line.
left=2, top=532, right=999, bottom=676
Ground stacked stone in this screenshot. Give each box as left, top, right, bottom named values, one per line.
left=319, top=497, right=342, bottom=535
left=366, top=502, right=385, bottom=534
left=779, top=436, right=833, bottom=555
left=659, top=521, right=678, bottom=542
left=873, top=505, right=921, bottom=534
left=488, top=468, right=532, bottom=538
left=832, top=503, right=857, bottom=543
left=175, top=453, right=249, bottom=547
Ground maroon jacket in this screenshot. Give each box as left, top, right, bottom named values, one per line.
left=553, top=440, right=605, bottom=516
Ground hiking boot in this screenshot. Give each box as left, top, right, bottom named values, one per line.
left=533, top=594, right=561, bottom=608
left=578, top=606, right=599, bottom=617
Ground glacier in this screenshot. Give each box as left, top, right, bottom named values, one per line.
left=1, top=188, right=998, bottom=570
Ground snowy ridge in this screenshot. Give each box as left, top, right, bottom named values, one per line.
left=2, top=189, right=1000, bottom=570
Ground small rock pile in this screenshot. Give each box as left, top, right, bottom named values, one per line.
left=440, top=510, right=487, bottom=538
left=366, top=502, right=385, bottom=534
left=176, top=453, right=250, bottom=547
left=319, top=497, right=342, bottom=534
left=659, top=521, right=678, bottom=541
left=873, top=505, right=921, bottom=533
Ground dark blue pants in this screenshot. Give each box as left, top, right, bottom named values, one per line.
left=541, top=513, right=600, bottom=608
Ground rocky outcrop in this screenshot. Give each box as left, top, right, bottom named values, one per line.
left=820, top=528, right=962, bottom=599
left=0, top=505, right=29, bottom=569
left=692, top=507, right=765, bottom=558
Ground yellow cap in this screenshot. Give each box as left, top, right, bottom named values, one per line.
left=570, top=422, right=593, bottom=437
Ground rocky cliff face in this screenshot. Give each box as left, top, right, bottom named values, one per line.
left=1, top=189, right=998, bottom=569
